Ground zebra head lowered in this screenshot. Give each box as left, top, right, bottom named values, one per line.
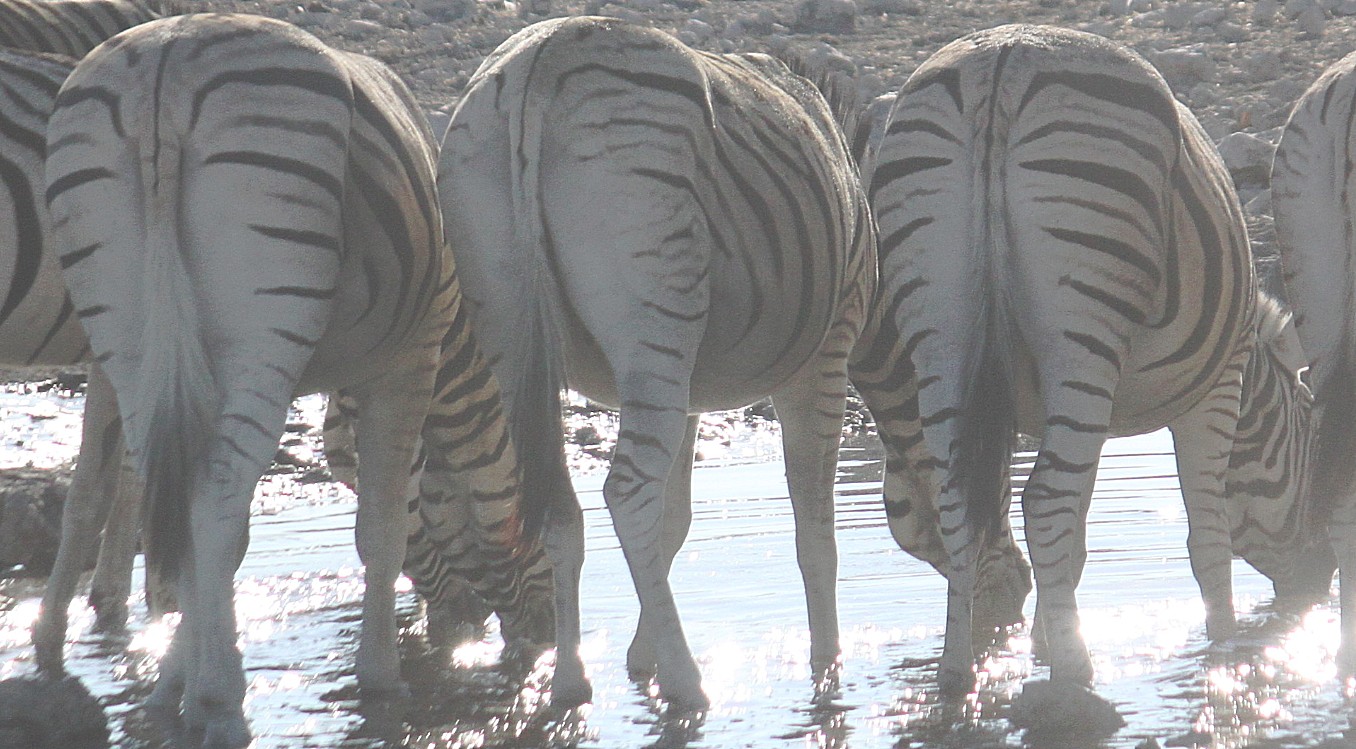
left=866, top=23, right=1301, bottom=730
left=44, top=14, right=549, bottom=746
left=440, top=16, right=875, bottom=711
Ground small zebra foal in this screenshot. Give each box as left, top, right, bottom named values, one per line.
left=44, top=13, right=548, bottom=746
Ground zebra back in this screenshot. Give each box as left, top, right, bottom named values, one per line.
left=0, top=0, right=159, bottom=57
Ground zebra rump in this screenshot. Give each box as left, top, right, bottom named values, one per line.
left=867, top=24, right=1317, bottom=720
left=44, top=13, right=550, bottom=743
left=441, top=15, right=875, bottom=710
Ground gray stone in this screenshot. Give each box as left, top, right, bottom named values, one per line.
left=1189, top=82, right=1218, bottom=105
left=0, top=676, right=108, bottom=749
left=1216, top=21, right=1249, bottom=41
left=1297, top=3, right=1327, bottom=35
left=794, top=0, right=857, bottom=33
left=685, top=18, right=715, bottom=43
left=1191, top=6, right=1228, bottom=25
left=0, top=466, right=71, bottom=578
left=1254, top=0, right=1280, bottom=22
left=1108, top=0, right=1131, bottom=16
left=1243, top=50, right=1283, bottom=83
left=1338, top=0, right=1356, bottom=15
left=1217, top=131, right=1276, bottom=184
left=1149, top=46, right=1215, bottom=85
left=1163, top=2, right=1204, bottom=28
left=1285, top=0, right=1318, bottom=17
left=1128, top=0, right=1154, bottom=10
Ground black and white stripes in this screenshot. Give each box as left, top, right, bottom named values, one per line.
left=439, top=15, right=874, bottom=710
left=858, top=25, right=1315, bottom=711
left=40, top=13, right=548, bottom=745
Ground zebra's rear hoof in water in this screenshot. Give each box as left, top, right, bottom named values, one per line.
left=1009, top=679, right=1125, bottom=740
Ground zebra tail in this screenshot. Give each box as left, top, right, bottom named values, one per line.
left=130, top=101, right=218, bottom=589
left=507, top=36, right=570, bottom=540
left=955, top=293, right=1016, bottom=537
left=955, top=96, right=1018, bottom=538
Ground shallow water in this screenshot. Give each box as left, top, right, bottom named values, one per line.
left=0, top=388, right=1353, bottom=749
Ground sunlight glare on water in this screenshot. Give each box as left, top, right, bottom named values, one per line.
left=2, top=387, right=1356, bottom=748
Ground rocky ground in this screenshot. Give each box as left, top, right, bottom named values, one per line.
left=185, top=0, right=1356, bottom=263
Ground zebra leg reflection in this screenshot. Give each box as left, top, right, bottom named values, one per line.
left=626, top=415, right=698, bottom=680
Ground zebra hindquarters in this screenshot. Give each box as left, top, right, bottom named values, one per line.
left=849, top=285, right=1034, bottom=641
left=869, top=62, right=1020, bottom=697
left=45, top=16, right=355, bottom=744
left=1273, top=50, right=1356, bottom=673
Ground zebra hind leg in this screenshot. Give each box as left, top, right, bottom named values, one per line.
left=33, top=365, right=124, bottom=670
left=626, top=415, right=698, bottom=680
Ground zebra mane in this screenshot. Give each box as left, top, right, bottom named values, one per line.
left=771, top=49, right=861, bottom=149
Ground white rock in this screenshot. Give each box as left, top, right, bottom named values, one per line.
left=1149, top=46, right=1215, bottom=84
left=685, top=18, right=715, bottom=42
left=1216, top=131, right=1276, bottom=183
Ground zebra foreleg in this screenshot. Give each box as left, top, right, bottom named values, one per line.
left=626, top=415, right=698, bottom=680
left=1169, top=358, right=1247, bottom=642
left=34, top=364, right=125, bottom=670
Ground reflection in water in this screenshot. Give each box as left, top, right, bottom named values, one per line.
left=0, top=391, right=1355, bottom=747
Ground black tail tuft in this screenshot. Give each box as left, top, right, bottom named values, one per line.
left=512, top=308, right=571, bottom=543
left=955, top=309, right=1016, bottom=538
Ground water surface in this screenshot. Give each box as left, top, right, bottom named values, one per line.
left=0, top=388, right=1351, bottom=748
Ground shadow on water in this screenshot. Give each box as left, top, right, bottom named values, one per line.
left=2, top=390, right=1356, bottom=748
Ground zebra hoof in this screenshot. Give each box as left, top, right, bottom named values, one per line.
left=200, top=714, right=252, bottom=749
left=937, top=666, right=976, bottom=699
left=549, top=678, right=594, bottom=710
left=1009, top=679, right=1124, bottom=739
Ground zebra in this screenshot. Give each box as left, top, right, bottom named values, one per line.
left=0, top=0, right=173, bottom=642
left=1272, top=48, right=1356, bottom=675
left=439, top=16, right=875, bottom=711
left=864, top=24, right=1319, bottom=721
left=0, top=0, right=159, bottom=56
left=43, top=13, right=550, bottom=745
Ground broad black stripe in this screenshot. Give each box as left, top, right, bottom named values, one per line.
left=557, top=62, right=709, bottom=119
left=1016, top=120, right=1168, bottom=171
left=0, top=154, right=43, bottom=327
left=255, top=285, right=335, bottom=300
left=1018, top=71, right=1178, bottom=133
left=878, top=217, right=934, bottom=260
left=1060, top=275, right=1147, bottom=324
left=46, top=164, right=114, bottom=205
left=1020, top=158, right=1161, bottom=220
left=54, top=84, right=124, bottom=138
left=886, top=117, right=963, bottom=143
left=903, top=66, right=963, bottom=111
left=230, top=114, right=347, bottom=149
left=248, top=223, right=340, bottom=253
left=204, top=150, right=344, bottom=201
left=351, top=165, right=416, bottom=342
left=267, top=326, right=319, bottom=348
left=190, top=68, right=350, bottom=130
left=869, top=157, right=952, bottom=203
left=1063, top=330, right=1121, bottom=369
